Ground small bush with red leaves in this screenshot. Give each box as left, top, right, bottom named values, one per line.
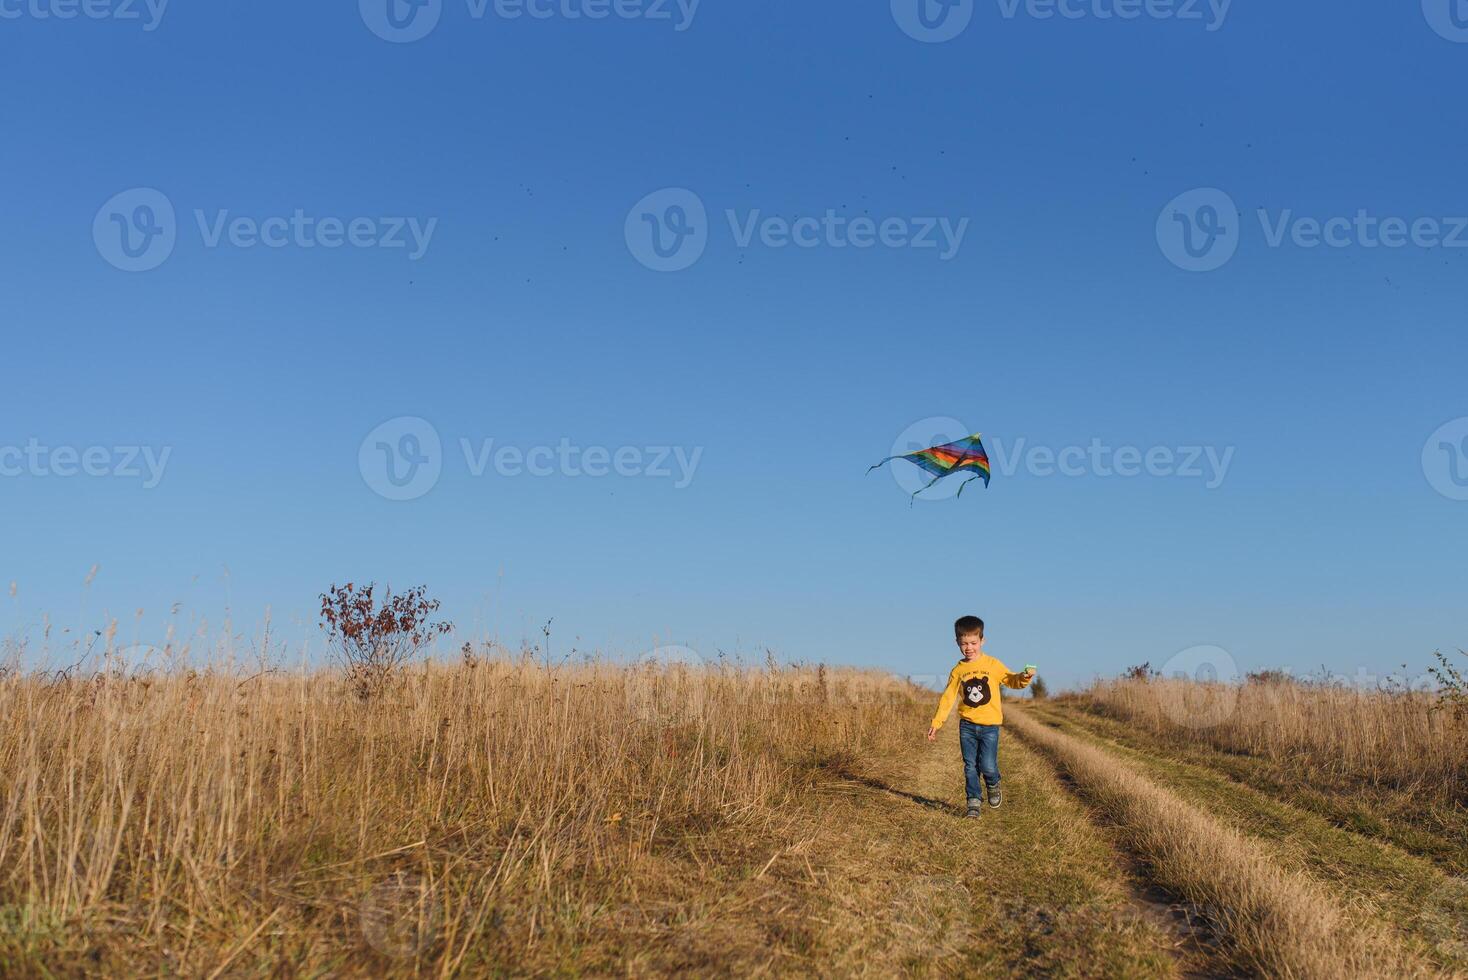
left=319, top=582, right=453, bottom=698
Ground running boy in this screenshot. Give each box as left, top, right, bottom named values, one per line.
left=925, top=616, right=1035, bottom=818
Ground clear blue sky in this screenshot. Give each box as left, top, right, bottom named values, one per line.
left=2, top=1, right=1465, bottom=690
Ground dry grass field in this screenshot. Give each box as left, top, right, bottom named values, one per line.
left=1, top=650, right=1464, bottom=977
left=1023, top=674, right=1467, bottom=977
left=1082, top=675, right=1466, bottom=810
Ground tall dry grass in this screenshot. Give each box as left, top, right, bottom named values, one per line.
left=0, top=650, right=921, bottom=976
left=1083, top=677, right=1467, bottom=803
left=1007, top=708, right=1433, bottom=978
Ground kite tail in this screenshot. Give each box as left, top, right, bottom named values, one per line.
left=955, top=474, right=983, bottom=498
left=908, top=470, right=947, bottom=507
left=865, top=456, right=903, bottom=475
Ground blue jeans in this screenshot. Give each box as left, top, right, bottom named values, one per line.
left=959, top=720, right=1000, bottom=800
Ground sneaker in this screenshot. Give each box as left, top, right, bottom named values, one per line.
left=987, top=785, right=1001, bottom=809
left=965, top=798, right=984, bottom=819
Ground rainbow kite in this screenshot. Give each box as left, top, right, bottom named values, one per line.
left=868, top=433, right=992, bottom=501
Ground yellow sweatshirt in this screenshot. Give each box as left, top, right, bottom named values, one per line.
left=930, top=654, right=1032, bottom=728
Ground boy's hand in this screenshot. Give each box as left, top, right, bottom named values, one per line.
left=926, top=726, right=937, bottom=742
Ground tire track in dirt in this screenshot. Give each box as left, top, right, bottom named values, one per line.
left=1026, top=701, right=1468, bottom=975
left=1007, top=706, right=1438, bottom=978
left=797, top=718, right=1197, bottom=976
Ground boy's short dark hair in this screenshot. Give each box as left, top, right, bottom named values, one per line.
left=954, top=615, right=984, bottom=638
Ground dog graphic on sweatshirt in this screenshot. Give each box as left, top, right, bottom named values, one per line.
left=961, top=675, right=992, bottom=708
